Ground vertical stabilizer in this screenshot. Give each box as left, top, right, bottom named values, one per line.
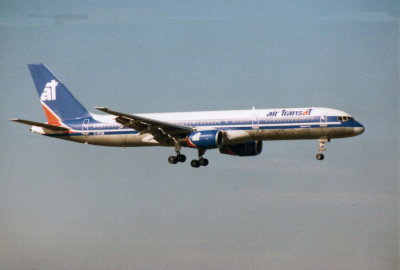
left=28, top=64, right=90, bottom=124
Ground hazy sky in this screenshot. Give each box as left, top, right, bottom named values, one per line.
left=0, top=1, right=398, bottom=270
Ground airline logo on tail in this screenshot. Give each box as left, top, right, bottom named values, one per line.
left=40, top=80, right=58, bottom=101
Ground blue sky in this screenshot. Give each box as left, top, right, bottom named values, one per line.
left=0, top=1, right=398, bottom=270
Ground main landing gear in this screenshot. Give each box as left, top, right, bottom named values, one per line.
left=167, top=148, right=209, bottom=168
left=190, top=149, right=208, bottom=168
left=168, top=143, right=186, bottom=164
left=168, top=152, right=186, bottom=164
left=316, top=138, right=329, bottom=160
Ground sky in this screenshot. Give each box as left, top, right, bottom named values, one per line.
left=0, top=1, right=399, bottom=270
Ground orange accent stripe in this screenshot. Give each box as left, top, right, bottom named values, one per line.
left=41, top=104, right=61, bottom=126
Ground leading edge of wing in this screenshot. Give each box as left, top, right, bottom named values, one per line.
left=94, top=107, right=193, bottom=134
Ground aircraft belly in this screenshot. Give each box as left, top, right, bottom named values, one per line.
left=47, top=127, right=358, bottom=147
left=60, top=134, right=161, bottom=147
left=249, top=127, right=358, bottom=140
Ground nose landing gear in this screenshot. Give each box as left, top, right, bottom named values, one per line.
left=316, top=138, right=329, bottom=160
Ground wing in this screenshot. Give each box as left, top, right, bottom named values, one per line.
left=95, top=107, right=193, bottom=137
left=10, top=118, right=69, bottom=132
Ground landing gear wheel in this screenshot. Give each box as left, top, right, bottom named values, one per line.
left=199, top=158, right=209, bottom=166
left=191, top=160, right=200, bottom=168
left=177, top=154, right=186, bottom=163
left=168, top=156, right=178, bottom=164
left=315, top=139, right=329, bottom=161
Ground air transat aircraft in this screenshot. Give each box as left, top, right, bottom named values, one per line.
left=11, top=64, right=365, bottom=168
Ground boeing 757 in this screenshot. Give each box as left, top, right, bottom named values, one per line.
left=11, top=64, right=365, bottom=168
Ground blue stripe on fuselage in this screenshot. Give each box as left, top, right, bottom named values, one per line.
left=51, top=116, right=362, bottom=138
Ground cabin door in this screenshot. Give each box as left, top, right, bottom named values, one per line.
left=320, top=114, right=328, bottom=127
left=82, top=119, right=90, bottom=136
left=252, top=107, right=260, bottom=128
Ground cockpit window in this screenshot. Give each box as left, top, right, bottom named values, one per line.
left=338, top=116, right=354, bottom=122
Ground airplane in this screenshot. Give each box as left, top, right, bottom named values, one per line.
left=10, top=64, right=365, bottom=168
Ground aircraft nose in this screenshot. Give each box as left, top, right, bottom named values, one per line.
left=354, top=122, right=365, bottom=135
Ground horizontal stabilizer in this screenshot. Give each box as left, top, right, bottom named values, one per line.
left=10, top=119, right=69, bottom=131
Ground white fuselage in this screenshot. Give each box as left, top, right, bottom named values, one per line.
left=40, top=107, right=364, bottom=147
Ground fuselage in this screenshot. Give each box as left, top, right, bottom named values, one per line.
left=35, top=107, right=364, bottom=147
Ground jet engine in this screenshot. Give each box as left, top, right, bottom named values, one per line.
left=219, top=141, right=263, bottom=156
left=186, top=130, right=224, bottom=149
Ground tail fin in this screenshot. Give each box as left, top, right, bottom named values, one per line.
left=28, top=64, right=90, bottom=124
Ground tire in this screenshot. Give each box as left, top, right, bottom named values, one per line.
left=199, top=158, right=209, bottom=166
left=316, top=153, right=324, bottom=160
left=191, top=160, right=200, bottom=168
left=177, top=154, right=186, bottom=163
left=168, top=156, right=178, bottom=164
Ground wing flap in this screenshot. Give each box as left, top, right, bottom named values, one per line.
left=95, top=107, right=193, bottom=134
left=10, top=119, right=69, bottom=132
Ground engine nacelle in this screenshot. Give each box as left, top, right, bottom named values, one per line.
left=186, top=130, right=224, bottom=149
left=219, top=141, right=263, bottom=156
